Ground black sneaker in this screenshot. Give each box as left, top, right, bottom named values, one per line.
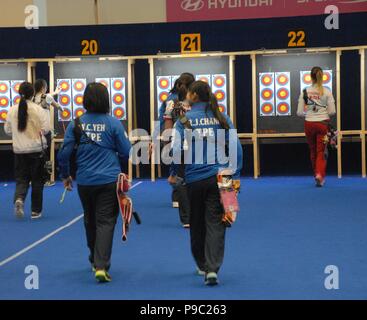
left=205, top=272, right=218, bottom=286
left=31, top=212, right=42, bottom=220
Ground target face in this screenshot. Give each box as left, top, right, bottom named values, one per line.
left=59, top=81, right=70, bottom=92
left=159, top=91, right=169, bottom=103
left=277, top=88, right=290, bottom=100
left=59, top=94, right=71, bottom=106
left=99, top=80, right=109, bottom=88
left=113, top=107, right=125, bottom=119
left=277, top=102, right=290, bottom=115
left=74, top=94, right=84, bottom=106
left=74, top=108, right=85, bottom=118
left=12, top=82, right=21, bottom=93
left=277, top=74, right=289, bottom=86
left=112, top=93, right=124, bottom=105
left=112, top=79, right=124, bottom=91
left=73, top=81, right=85, bottom=92
left=13, top=96, right=20, bottom=105
left=0, top=83, right=9, bottom=94
left=60, top=109, right=71, bottom=120
left=214, top=76, right=225, bottom=88
left=323, top=72, right=331, bottom=84
left=198, top=76, right=210, bottom=83
left=0, top=110, right=7, bottom=121
left=303, top=73, right=312, bottom=85
left=0, top=96, right=9, bottom=107
left=261, top=103, right=274, bottom=115
left=158, top=78, right=170, bottom=90
left=261, top=88, right=274, bottom=101
left=218, top=105, right=226, bottom=113
left=214, top=90, right=226, bottom=102
left=261, top=74, right=273, bottom=86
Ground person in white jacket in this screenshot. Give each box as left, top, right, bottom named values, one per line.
left=297, top=66, right=336, bottom=187
left=4, top=82, right=51, bottom=219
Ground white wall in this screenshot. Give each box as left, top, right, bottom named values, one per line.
left=0, top=0, right=167, bottom=28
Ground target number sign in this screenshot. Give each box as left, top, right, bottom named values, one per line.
left=181, top=34, right=201, bottom=54
left=81, top=40, right=99, bottom=55
left=288, top=30, right=306, bottom=48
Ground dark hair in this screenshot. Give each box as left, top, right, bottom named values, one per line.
left=188, top=80, right=229, bottom=130
left=83, top=82, right=110, bottom=114
left=17, top=82, right=34, bottom=132
left=311, top=66, right=324, bottom=96
left=34, top=79, right=47, bottom=94
left=170, top=72, right=195, bottom=101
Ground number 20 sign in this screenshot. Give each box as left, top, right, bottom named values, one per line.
left=181, top=34, right=201, bottom=54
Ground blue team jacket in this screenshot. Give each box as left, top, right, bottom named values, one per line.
left=172, top=102, right=243, bottom=184
left=57, top=112, right=131, bottom=186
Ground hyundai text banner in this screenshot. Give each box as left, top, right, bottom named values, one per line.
left=167, top=0, right=367, bottom=22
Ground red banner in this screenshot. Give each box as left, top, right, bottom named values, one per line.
left=167, top=0, right=367, bottom=22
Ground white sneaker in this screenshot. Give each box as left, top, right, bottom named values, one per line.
left=14, top=199, right=24, bottom=219
left=196, top=267, right=206, bottom=276
left=31, top=212, right=42, bottom=220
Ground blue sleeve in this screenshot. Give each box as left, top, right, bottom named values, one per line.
left=225, top=116, right=243, bottom=179
left=113, top=120, right=132, bottom=160
left=57, top=121, right=76, bottom=179
left=171, top=120, right=185, bottom=175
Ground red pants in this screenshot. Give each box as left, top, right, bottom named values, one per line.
left=305, top=121, right=328, bottom=179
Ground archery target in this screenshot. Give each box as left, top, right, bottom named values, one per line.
left=259, top=73, right=275, bottom=116
left=57, top=79, right=72, bottom=121
left=111, top=78, right=126, bottom=121
left=156, top=76, right=172, bottom=114
left=196, top=75, right=212, bottom=86
left=10, top=80, right=24, bottom=106
left=300, top=70, right=333, bottom=94
left=72, top=79, right=86, bottom=118
left=275, top=72, right=291, bottom=116
left=0, top=80, right=11, bottom=123
left=96, top=78, right=111, bottom=96
left=212, top=74, right=228, bottom=113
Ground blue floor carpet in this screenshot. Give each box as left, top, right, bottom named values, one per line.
left=0, top=176, right=367, bottom=300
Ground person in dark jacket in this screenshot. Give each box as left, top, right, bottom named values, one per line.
left=58, top=83, right=131, bottom=283
left=172, top=80, right=243, bottom=286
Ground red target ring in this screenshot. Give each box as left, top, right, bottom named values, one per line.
left=13, top=82, right=21, bottom=93
left=60, top=109, right=71, bottom=120
left=159, top=92, right=169, bottom=103
left=0, top=83, right=9, bottom=94
left=13, top=96, right=20, bottom=105
left=261, top=74, right=273, bottom=86
left=303, top=73, right=312, bottom=85
left=261, top=89, right=273, bottom=101
left=113, top=93, right=124, bottom=105
left=74, top=108, right=85, bottom=118
left=74, top=94, right=84, bottom=106
left=0, top=96, right=9, bottom=107
left=277, top=102, right=290, bottom=114
left=277, top=88, right=289, bottom=100
left=198, top=77, right=210, bottom=83
left=214, top=90, right=226, bottom=102
left=59, top=94, right=71, bottom=106
left=323, top=72, right=331, bottom=84
left=158, top=78, right=170, bottom=90
left=214, top=76, right=225, bottom=88
left=218, top=105, right=226, bottom=113
left=112, top=79, right=124, bottom=91
left=261, top=103, right=274, bottom=115
left=0, top=110, right=8, bottom=121
left=113, top=107, right=125, bottom=120
left=277, top=74, right=289, bottom=86
left=59, top=81, right=70, bottom=92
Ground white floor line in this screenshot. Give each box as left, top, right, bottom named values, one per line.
left=0, top=181, right=143, bottom=268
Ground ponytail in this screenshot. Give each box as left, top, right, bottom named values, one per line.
left=189, top=80, right=229, bottom=130
left=17, top=82, right=34, bottom=132
left=311, top=66, right=324, bottom=96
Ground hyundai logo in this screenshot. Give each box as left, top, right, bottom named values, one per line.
left=181, top=0, right=205, bottom=12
